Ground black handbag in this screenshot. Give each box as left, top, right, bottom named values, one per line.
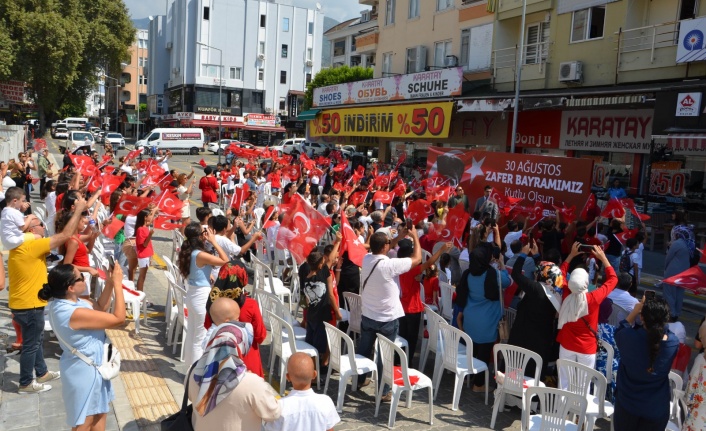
left=161, top=363, right=197, bottom=431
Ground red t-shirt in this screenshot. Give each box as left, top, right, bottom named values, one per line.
left=135, top=226, right=153, bottom=259
left=556, top=267, right=618, bottom=354
left=199, top=176, right=218, bottom=203
left=423, top=276, right=439, bottom=305
left=399, top=266, right=424, bottom=314
left=267, top=172, right=281, bottom=188
left=56, top=193, right=64, bottom=211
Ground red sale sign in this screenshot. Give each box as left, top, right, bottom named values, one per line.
left=426, top=147, right=593, bottom=218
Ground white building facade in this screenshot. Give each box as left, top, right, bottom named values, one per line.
left=324, top=10, right=377, bottom=69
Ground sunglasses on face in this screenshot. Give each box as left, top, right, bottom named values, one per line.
left=72, top=274, right=85, bottom=285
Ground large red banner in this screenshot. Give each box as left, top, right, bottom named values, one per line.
left=426, top=147, right=594, bottom=218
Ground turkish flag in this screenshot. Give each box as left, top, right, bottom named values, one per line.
left=349, top=191, right=368, bottom=207
left=374, top=175, right=391, bottom=188
left=373, top=191, right=394, bottom=204
left=101, top=218, right=125, bottom=239
left=282, top=165, right=300, bottom=180
left=662, top=266, right=706, bottom=294
left=153, top=216, right=185, bottom=231
left=371, top=163, right=378, bottom=178
left=263, top=205, right=276, bottom=226
left=445, top=205, right=470, bottom=247
left=144, top=160, right=166, bottom=179
left=69, top=155, right=97, bottom=177
left=156, top=173, right=174, bottom=192
left=333, top=163, right=347, bottom=173
left=86, top=173, right=103, bottom=193
left=340, top=209, right=367, bottom=266
left=392, top=181, right=407, bottom=198
left=432, top=185, right=451, bottom=202
left=155, top=189, right=184, bottom=216
left=299, top=153, right=315, bottom=170
left=553, top=203, right=577, bottom=224
left=492, top=191, right=523, bottom=217
left=316, top=156, right=330, bottom=167
left=332, top=182, right=352, bottom=194
left=395, top=152, right=407, bottom=169
left=276, top=193, right=331, bottom=264
left=97, top=155, right=113, bottom=170
left=615, top=228, right=639, bottom=245
left=124, top=148, right=142, bottom=163
left=103, top=165, right=116, bottom=175
left=601, top=198, right=626, bottom=219
left=406, top=199, right=434, bottom=225
left=309, top=167, right=324, bottom=177
left=33, top=139, right=47, bottom=151
left=620, top=198, right=651, bottom=221
left=230, top=184, right=250, bottom=211
left=100, top=174, right=125, bottom=205
left=114, top=194, right=151, bottom=216
left=526, top=203, right=547, bottom=229
left=580, top=193, right=596, bottom=220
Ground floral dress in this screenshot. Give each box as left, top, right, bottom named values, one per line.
left=596, top=323, right=620, bottom=403
left=684, top=353, right=706, bottom=431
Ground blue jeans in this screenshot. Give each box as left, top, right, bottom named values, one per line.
left=12, top=308, right=48, bottom=387
left=114, top=242, right=127, bottom=270
left=357, top=315, right=399, bottom=395
left=607, top=255, right=620, bottom=272
left=662, top=283, right=684, bottom=319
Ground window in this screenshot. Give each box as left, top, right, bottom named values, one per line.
left=350, top=56, right=362, bottom=67
left=279, top=97, right=286, bottom=110
left=280, top=71, right=287, bottom=84
left=229, top=67, right=241, bottom=79
left=525, top=22, right=550, bottom=64
left=308, top=22, right=314, bottom=34
left=260, top=14, right=266, bottom=27
left=203, top=6, right=210, bottom=20
left=306, top=48, right=313, bottom=61
left=139, top=75, right=147, bottom=85
left=406, top=47, right=425, bottom=73
left=138, top=57, right=148, bottom=67
left=333, top=39, right=346, bottom=57
left=437, top=0, right=453, bottom=11
left=382, top=52, right=393, bottom=75
left=408, top=0, right=419, bottom=18
left=281, top=44, right=288, bottom=58
left=282, top=17, right=290, bottom=32
left=259, top=42, right=265, bottom=55
left=385, top=0, right=395, bottom=25
left=200, top=64, right=221, bottom=77
left=460, top=24, right=493, bottom=71
left=571, top=6, right=605, bottom=42
left=306, top=73, right=312, bottom=83
left=433, top=40, right=452, bottom=68
left=258, top=68, right=264, bottom=81
left=252, top=92, right=263, bottom=107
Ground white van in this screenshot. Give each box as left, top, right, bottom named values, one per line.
left=136, top=128, right=205, bottom=155
left=64, top=117, right=89, bottom=130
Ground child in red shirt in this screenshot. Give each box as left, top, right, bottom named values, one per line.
left=422, top=264, right=440, bottom=308
left=135, top=207, right=157, bottom=292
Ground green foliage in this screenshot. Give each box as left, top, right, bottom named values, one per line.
left=58, top=97, right=88, bottom=119
left=0, top=0, right=135, bottom=131
left=303, top=66, right=374, bottom=110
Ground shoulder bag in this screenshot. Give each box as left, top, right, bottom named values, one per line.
left=49, top=307, right=121, bottom=380
left=161, top=362, right=197, bottom=431
left=497, top=270, right=510, bottom=343
left=361, top=259, right=382, bottom=294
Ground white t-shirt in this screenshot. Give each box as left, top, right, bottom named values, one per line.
left=263, top=389, right=340, bottom=431
left=503, top=230, right=523, bottom=258
left=120, top=164, right=133, bottom=175
left=667, top=321, right=687, bottom=344
left=123, top=215, right=138, bottom=238
left=158, top=157, right=169, bottom=172
left=45, top=191, right=57, bottom=221
left=635, top=243, right=644, bottom=268
left=360, top=254, right=412, bottom=322
left=1, top=206, right=26, bottom=250
left=210, top=234, right=242, bottom=279
left=608, top=289, right=638, bottom=315
left=318, top=202, right=328, bottom=216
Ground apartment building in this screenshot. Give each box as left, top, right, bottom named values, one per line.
left=324, top=9, right=378, bottom=69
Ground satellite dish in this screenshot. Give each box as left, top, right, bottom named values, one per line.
left=316, top=2, right=322, bottom=11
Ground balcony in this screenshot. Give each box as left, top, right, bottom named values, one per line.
left=355, top=30, right=379, bottom=54
left=497, top=0, right=552, bottom=20
left=616, top=21, right=685, bottom=80
left=492, top=40, right=551, bottom=91
left=359, top=0, right=376, bottom=5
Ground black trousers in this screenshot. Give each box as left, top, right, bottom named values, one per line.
left=613, top=400, right=668, bottom=431
left=472, top=341, right=495, bottom=386
left=398, top=312, right=422, bottom=367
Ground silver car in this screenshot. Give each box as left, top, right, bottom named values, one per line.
left=104, top=132, right=126, bottom=148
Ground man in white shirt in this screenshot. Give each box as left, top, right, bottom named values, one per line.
left=317, top=195, right=330, bottom=216
left=208, top=215, right=262, bottom=279
left=156, top=149, right=171, bottom=172
left=503, top=221, right=523, bottom=259
left=607, top=273, right=638, bottom=321
left=357, top=226, right=422, bottom=400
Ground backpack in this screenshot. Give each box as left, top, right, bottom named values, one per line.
left=619, top=250, right=633, bottom=273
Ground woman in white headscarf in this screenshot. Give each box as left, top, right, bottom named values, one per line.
left=556, top=244, right=618, bottom=391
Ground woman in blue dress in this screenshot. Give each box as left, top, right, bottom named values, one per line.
left=41, top=263, right=126, bottom=431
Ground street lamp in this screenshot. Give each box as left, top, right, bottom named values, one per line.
left=510, top=0, right=528, bottom=154
left=196, top=41, right=223, bottom=164
left=121, top=62, right=141, bottom=140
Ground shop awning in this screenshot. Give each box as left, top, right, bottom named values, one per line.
left=653, top=133, right=706, bottom=155
left=296, top=109, right=320, bottom=121
left=243, top=125, right=286, bottom=132
left=187, top=120, right=245, bottom=128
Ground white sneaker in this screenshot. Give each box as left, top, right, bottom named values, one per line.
left=37, top=371, right=60, bottom=383
left=18, top=381, right=52, bottom=394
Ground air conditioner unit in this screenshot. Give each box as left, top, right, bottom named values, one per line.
left=559, top=61, right=583, bottom=83
left=279, top=110, right=288, bottom=116
left=265, top=107, right=273, bottom=114
left=361, top=10, right=370, bottom=23
left=444, top=55, right=458, bottom=67
left=306, top=60, right=313, bottom=67
left=172, top=67, right=180, bottom=75
left=166, top=42, right=173, bottom=50
left=410, top=45, right=427, bottom=73
left=258, top=53, right=266, bottom=60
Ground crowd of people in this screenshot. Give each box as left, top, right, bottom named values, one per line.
left=2, top=140, right=706, bottom=431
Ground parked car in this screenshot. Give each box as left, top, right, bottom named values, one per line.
left=104, top=132, right=126, bottom=149
left=269, top=138, right=305, bottom=156
left=207, top=139, right=253, bottom=155
left=63, top=130, right=94, bottom=154
left=135, top=128, right=205, bottom=155
left=54, top=127, right=69, bottom=140
left=338, top=145, right=364, bottom=159
left=296, top=141, right=330, bottom=157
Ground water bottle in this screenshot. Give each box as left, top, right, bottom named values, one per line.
left=89, top=219, right=99, bottom=233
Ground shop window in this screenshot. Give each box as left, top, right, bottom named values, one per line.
left=571, top=6, right=605, bottom=42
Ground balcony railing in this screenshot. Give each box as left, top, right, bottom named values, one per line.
left=618, top=21, right=679, bottom=60
left=492, top=40, right=551, bottom=73
left=355, top=30, right=379, bottom=53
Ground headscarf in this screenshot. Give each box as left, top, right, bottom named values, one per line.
left=672, top=224, right=696, bottom=258
left=558, top=268, right=590, bottom=329
left=468, top=244, right=492, bottom=276
left=535, top=261, right=564, bottom=312
left=192, top=322, right=253, bottom=416
left=598, top=298, right=613, bottom=324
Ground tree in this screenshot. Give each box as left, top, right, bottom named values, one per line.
left=303, top=66, right=374, bottom=110
left=0, top=0, right=135, bottom=134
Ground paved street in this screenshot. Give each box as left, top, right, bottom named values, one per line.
left=0, top=138, right=702, bottom=430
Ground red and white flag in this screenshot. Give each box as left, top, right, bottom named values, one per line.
left=114, top=194, right=152, bottom=217
left=276, top=194, right=331, bottom=264
left=373, top=191, right=394, bottom=205
left=154, top=189, right=184, bottom=217
left=69, top=155, right=97, bottom=177
left=124, top=148, right=142, bottom=163
left=349, top=191, right=368, bottom=207
left=230, top=184, right=250, bottom=211
left=431, top=185, right=451, bottom=202
left=340, top=210, right=367, bottom=267
left=101, top=218, right=125, bottom=239
left=405, top=199, right=434, bottom=226
left=600, top=198, right=626, bottom=219
left=153, top=216, right=185, bottom=231
left=615, top=228, right=639, bottom=245
left=580, top=193, right=596, bottom=220
left=662, top=266, right=706, bottom=294
left=553, top=203, right=577, bottom=224
left=620, top=198, right=651, bottom=221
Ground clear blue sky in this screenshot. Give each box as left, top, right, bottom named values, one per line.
left=123, top=0, right=366, bottom=23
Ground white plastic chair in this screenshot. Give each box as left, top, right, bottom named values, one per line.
left=668, top=371, right=686, bottom=430
left=374, top=334, right=434, bottom=429
left=267, top=311, right=320, bottom=396
left=253, top=207, right=265, bottom=229
left=439, top=281, right=454, bottom=322
left=121, top=280, right=148, bottom=334
left=434, top=322, right=489, bottom=408
left=172, top=230, right=184, bottom=263
left=608, top=302, right=628, bottom=326
left=163, top=271, right=179, bottom=347
left=259, top=289, right=305, bottom=340
left=421, top=249, right=432, bottom=263
left=598, top=339, right=615, bottom=386
left=523, top=387, right=587, bottom=431
left=252, top=256, right=292, bottom=311
left=556, top=359, right=613, bottom=431
left=343, top=292, right=362, bottom=342
left=418, top=305, right=446, bottom=373
left=505, top=308, right=517, bottom=331
left=323, top=322, right=378, bottom=413
left=490, top=344, right=545, bottom=429
left=169, top=279, right=188, bottom=362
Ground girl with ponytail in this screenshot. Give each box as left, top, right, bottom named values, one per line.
left=614, top=296, right=679, bottom=431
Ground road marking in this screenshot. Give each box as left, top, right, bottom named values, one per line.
left=152, top=253, right=167, bottom=270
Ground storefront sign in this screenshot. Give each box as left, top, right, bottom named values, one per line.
left=161, top=112, right=245, bottom=123
left=508, top=110, right=561, bottom=148
left=676, top=16, right=706, bottom=63
left=650, top=169, right=690, bottom=197
left=162, top=132, right=202, bottom=140
left=195, top=105, right=238, bottom=115
left=675, top=92, right=702, bottom=117
left=310, top=102, right=454, bottom=139
left=312, top=68, right=463, bottom=107
left=559, top=110, right=653, bottom=153
left=426, top=147, right=593, bottom=212
left=0, top=81, right=26, bottom=103
left=457, top=98, right=514, bottom=112
left=245, top=114, right=277, bottom=127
